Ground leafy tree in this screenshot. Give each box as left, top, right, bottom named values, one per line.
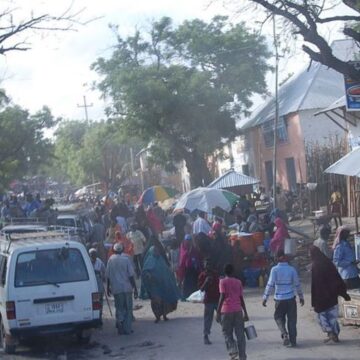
left=235, top=0, right=360, bottom=80
left=52, top=120, right=142, bottom=189
left=0, top=103, right=58, bottom=191
left=93, top=16, right=271, bottom=187
left=52, top=120, right=90, bottom=185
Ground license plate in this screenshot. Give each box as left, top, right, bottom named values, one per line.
left=45, top=303, right=64, bottom=314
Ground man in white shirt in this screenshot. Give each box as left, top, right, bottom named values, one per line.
left=193, top=211, right=211, bottom=235
left=106, top=243, right=137, bottom=334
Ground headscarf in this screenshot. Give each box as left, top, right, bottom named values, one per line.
left=269, top=217, right=289, bottom=253
left=178, top=237, right=202, bottom=280
left=142, top=246, right=180, bottom=304
left=310, top=245, right=348, bottom=313
left=108, top=229, right=133, bottom=258
left=332, top=225, right=350, bottom=250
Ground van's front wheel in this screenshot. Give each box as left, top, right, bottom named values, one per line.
left=0, top=320, right=16, bottom=354
left=76, top=330, right=91, bottom=344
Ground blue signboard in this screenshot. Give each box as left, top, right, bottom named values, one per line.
left=344, top=61, right=360, bottom=111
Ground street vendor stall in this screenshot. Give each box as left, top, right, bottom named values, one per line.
left=325, top=147, right=360, bottom=232
left=207, top=169, right=260, bottom=195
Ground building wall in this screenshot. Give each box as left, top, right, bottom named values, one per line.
left=299, top=109, right=346, bottom=146
left=250, top=112, right=307, bottom=192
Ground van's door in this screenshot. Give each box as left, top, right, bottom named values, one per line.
left=9, top=246, right=98, bottom=328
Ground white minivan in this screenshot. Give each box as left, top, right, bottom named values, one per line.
left=0, top=231, right=101, bottom=354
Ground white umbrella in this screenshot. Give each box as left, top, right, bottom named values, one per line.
left=174, top=187, right=239, bottom=213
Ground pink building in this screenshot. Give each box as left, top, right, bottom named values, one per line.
left=239, top=40, right=356, bottom=192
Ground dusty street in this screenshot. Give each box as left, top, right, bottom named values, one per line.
left=3, top=277, right=360, bottom=360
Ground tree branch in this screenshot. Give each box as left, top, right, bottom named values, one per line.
left=344, top=27, right=360, bottom=42
left=316, top=15, right=360, bottom=22
left=303, top=44, right=360, bottom=80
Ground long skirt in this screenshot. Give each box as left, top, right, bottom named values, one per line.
left=151, top=297, right=177, bottom=319
left=317, top=305, right=340, bottom=335
left=182, top=267, right=199, bottom=299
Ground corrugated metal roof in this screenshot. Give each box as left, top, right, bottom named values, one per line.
left=208, top=169, right=259, bottom=189
left=241, top=39, right=358, bottom=130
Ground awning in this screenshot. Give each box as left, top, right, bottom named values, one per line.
left=208, top=169, right=260, bottom=189
left=325, top=147, right=360, bottom=177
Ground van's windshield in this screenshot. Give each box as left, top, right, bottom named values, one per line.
left=15, top=248, right=89, bottom=287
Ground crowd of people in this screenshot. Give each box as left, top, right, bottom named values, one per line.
left=81, top=189, right=359, bottom=360
left=2, top=186, right=358, bottom=360
left=0, top=193, right=57, bottom=224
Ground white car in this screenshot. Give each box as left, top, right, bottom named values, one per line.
left=0, top=231, right=101, bottom=354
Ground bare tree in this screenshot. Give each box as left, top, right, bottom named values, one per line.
left=0, top=2, right=93, bottom=55
left=227, top=1, right=360, bottom=80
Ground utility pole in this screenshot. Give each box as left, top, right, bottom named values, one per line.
left=77, top=95, right=93, bottom=122
left=272, top=15, right=280, bottom=209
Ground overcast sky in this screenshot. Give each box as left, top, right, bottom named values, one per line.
left=0, top=0, right=352, bottom=122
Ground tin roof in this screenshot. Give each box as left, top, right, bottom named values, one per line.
left=241, top=39, right=358, bottom=130
left=208, top=169, right=259, bottom=189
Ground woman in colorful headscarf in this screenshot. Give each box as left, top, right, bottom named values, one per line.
left=332, top=226, right=360, bottom=290
left=179, top=234, right=202, bottom=299
left=108, top=229, right=134, bottom=259
left=310, top=245, right=351, bottom=343
left=269, top=217, right=289, bottom=254
left=142, top=246, right=180, bottom=322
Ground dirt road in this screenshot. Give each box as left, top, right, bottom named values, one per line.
left=3, top=282, right=360, bottom=360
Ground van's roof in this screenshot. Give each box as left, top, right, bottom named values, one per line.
left=1, top=224, right=48, bottom=234
left=0, top=231, right=81, bottom=254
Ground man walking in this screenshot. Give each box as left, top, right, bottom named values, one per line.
left=106, top=243, right=138, bottom=335
left=127, top=223, right=147, bottom=277
left=89, top=248, right=106, bottom=321
left=262, top=250, right=304, bottom=347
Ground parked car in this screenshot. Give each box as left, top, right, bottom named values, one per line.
left=0, top=231, right=101, bottom=354
left=56, top=214, right=92, bottom=244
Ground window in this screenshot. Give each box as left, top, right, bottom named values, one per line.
left=262, top=117, right=288, bottom=148
left=242, top=164, right=250, bottom=176
left=238, top=134, right=250, bottom=152
left=15, top=248, right=89, bottom=288
left=0, top=255, right=7, bottom=286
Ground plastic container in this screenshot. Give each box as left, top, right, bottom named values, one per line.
left=284, top=238, right=296, bottom=256
left=252, top=232, right=264, bottom=248
left=243, top=268, right=261, bottom=288
left=245, top=324, right=257, bottom=340
left=239, top=236, right=255, bottom=255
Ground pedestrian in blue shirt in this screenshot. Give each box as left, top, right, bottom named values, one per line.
left=262, top=250, right=304, bottom=347
left=332, top=226, right=360, bottom=290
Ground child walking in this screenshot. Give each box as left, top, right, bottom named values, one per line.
left=198, top=258, right=220, bottom=345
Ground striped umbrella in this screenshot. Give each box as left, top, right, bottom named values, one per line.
left=138, top=186, right=179, bottom=206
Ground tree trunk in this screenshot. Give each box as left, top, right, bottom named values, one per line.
left=184, top=151, right=213, bottom=188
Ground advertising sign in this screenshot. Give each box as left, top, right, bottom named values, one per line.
left=344, top=61, right=360, bottom=111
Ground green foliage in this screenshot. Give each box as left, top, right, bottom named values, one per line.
left=92, top=16, right=271, bottom=187
left=0, top=103, right=58, bottom=191
left=51, top=120, right=142, bottom=188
